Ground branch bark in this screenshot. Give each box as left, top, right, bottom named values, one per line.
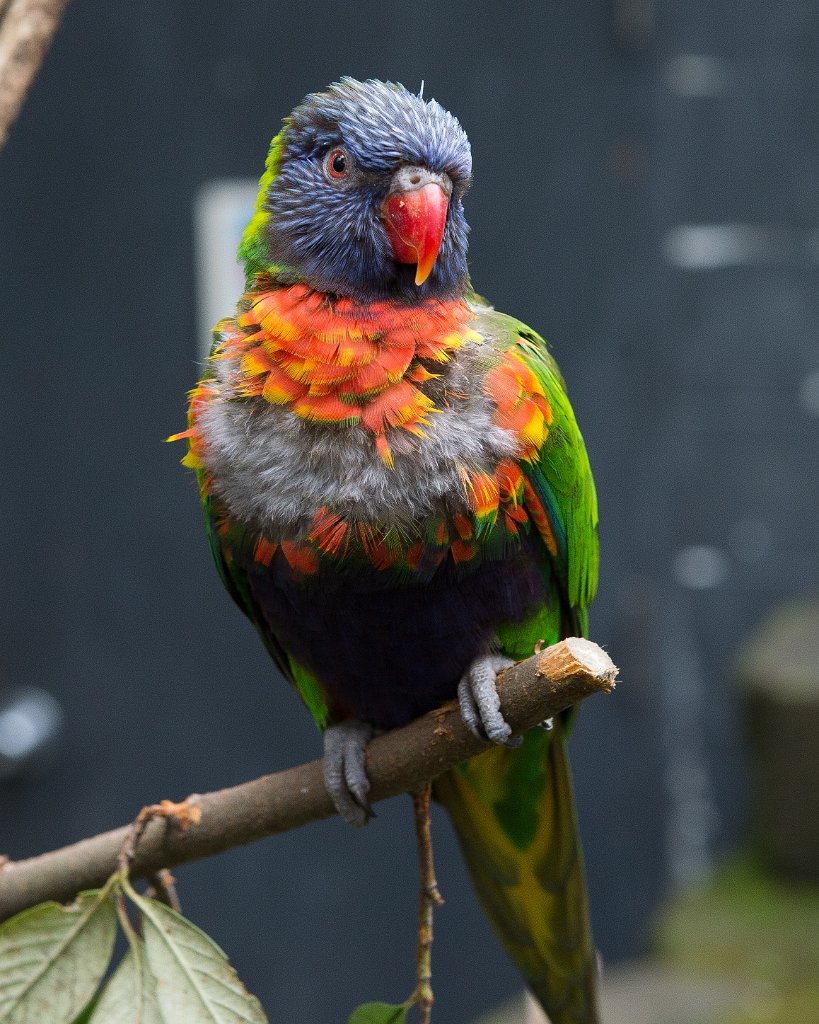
left=0, top=637, right=616, bottom=924
left=0, top=0, right=71, bottom=151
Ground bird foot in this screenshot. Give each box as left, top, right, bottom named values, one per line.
left=323, top=720, right=376, bottom=827
left=457, top=654, right=521, bottom=747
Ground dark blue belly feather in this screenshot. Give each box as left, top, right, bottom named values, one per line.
left=247, top=536, right=547, bottom=730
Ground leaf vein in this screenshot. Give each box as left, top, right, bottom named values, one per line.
left=0, top=895, right=112, bottom=1017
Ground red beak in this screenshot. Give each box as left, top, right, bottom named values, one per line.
left=381, top=177, right=449, bottom=286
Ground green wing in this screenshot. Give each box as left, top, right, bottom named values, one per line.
left=434, top=310, right=601, bottom=1023
left=512, top=318, right=599, bottom=631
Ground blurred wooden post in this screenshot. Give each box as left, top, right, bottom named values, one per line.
left=736, top=599, right=819, bottom=881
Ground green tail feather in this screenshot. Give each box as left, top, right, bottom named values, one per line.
left=434, top=719, right=600, bottom=1024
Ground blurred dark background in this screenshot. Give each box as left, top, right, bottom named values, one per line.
left=1, top=2, right=818, bottom=1022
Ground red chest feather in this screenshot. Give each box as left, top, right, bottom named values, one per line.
left=217, top=284, right=481, bottom=466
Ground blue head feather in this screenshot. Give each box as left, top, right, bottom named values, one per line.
left=249, top=78, right=473, bottom=301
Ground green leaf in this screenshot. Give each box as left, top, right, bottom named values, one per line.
left=88, top=945, right=161, bottom=1024
left=0, top=888, right=117, bottom=1024
left=123, top=886, right=267, bottom=1024
left=347, top=1003, right=409, bottom=1024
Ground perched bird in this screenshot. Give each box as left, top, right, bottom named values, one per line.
left=176, top=78, right=600, bottom=1023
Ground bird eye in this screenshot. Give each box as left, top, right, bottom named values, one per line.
left=325, top=148, right=349, bottom=180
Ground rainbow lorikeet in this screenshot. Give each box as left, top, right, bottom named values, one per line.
left=177, top=79, right=600, bottom=1023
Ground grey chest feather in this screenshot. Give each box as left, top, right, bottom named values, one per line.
left=196, top=342, right=518, bottom=539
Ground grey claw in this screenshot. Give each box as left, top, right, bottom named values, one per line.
left=323, top=720, right=374, bottom=827
left=345, top=741, right=376, bottom=820
left=457, top=676, right=483, bottom=739
left=457, top=655, right=521, bottom=747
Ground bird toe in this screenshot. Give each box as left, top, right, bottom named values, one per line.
left=323, top=720, right=374, bottom=827
left=458, top=654, right=519, bottom=747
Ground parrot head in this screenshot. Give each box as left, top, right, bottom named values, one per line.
left=238, top=78, right=473, bottom=301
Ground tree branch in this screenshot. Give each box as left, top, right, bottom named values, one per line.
left=0, top=637, right=616, bottom=923
left=0, top=0, right=71, bottom=151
